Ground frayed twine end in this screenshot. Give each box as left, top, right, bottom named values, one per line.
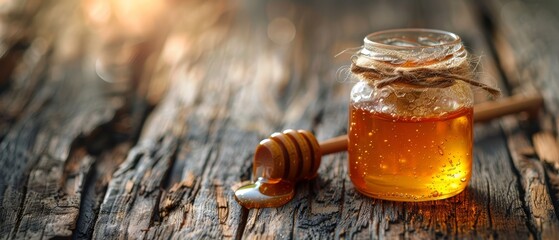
left=350, top=58, right=501, bottom=98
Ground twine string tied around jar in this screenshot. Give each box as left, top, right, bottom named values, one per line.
left=350, top=57, right=501, bottom=97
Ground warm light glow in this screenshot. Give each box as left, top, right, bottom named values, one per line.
left=0, top=0, right=17, bottom=13
left=161, top=34, right=189, bottom=65
left=267, top=17, right=296, bottom=45
left=82, top=0, right=173, bottom=82
left=112, top=0, right=168, bottom=36
left=83, top=0, right=111, bottom=26
left=83, top=0, right=169, bottom=37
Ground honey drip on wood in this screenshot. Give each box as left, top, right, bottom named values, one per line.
left=234, top=130, right=321, bottom=209
left=234, top=178, right=294, bottom=209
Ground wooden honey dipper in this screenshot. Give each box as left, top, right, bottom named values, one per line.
left=235, top=93, right=544, bottom=208
left=252, top=129, right=337, bottom=184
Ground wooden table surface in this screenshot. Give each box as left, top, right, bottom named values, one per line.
left=1, top=0, right=559, bottom=239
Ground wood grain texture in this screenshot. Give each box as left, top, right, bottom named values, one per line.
left=502, top=117, right=559, bottom=239
left=73, top=143, right=131, bottom=239
left=0, top=0, right=558, bottom=239
left=0, top=44, right=121, bottom=239
left=0, top=0, right=44, bottom=88
left=0, top=1, right=132, bottom=239
left=93, top=2, right=245, bottom=238
left=486, top=0, right=559, bottom=109
left=483, top=0, right=559, bottom=239
left=0, top=38, right=49, bottom=141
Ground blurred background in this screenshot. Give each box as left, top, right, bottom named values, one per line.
left=2, top=0, right=559, bottom=239
left=1, top=0, right=558, bottom=122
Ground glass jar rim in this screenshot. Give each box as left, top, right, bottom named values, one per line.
left=364, top=28, right=462, bottom=50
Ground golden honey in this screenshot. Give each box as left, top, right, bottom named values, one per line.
left=348, top=106, right=473, bottom=201
left=234, top=179, right=295, bottom=209
left=348, top=29, right=475, bottom=201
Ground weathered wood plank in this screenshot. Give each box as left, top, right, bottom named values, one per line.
left=0, top=59, right=121, bottom=238
left=73, top=143, right=131, bottom=239
left=501, top=117, right=559, bottom=239
left=15, top=149, right=94, bottom=239
left=6, top=49, right=122, bottom=238
left=0, top=0, right=51, bottom=140
left=0, top=0, right=44, bottom=88
left=482, top=0, right=559, bottom=237
left=239, top=2, right=352, bottom=238
left=93, top=2, right=244, bottom=238
left=0, top=0, right=558, bottom=239
left=486, top=0, right=559, bottom=109
left=0, top=38, right=49, bottom=141
left=0, top=1, right=137, bottom=239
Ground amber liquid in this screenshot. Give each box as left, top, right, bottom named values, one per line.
left=348, top=106, right=473, bottom=201
left=234, top=179, right=295, bottom=209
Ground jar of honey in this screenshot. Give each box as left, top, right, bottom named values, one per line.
left=348, top=29, right=474, bottom=201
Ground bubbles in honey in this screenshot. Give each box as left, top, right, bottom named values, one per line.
left=348, top=106, right=473, bottom=201
left=437, top=146, right=444, bottom=155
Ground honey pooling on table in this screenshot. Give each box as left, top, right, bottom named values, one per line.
left=234, top=130, right=347, bottom=208
left=234, top=130, right=322, bottom=209
left=348, top=106, right=473, bottom=201
left=234, top=179, right=295, bottom=209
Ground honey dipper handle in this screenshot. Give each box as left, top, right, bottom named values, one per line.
left=319, top=135, right=348, bottom=155
left=317, top=93, right=544, bottom=155
left=473, top=93, right=543, bottom=122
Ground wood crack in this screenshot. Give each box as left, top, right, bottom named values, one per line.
left=8, top=170, right=29, bottom=240
left=505, top=147, right=540, bottom=238
left=544, top=169, right=559, bottom=222
left=485, top=178, right=493, bottom=230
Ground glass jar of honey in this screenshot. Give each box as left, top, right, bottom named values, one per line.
left=348, top=29, right=474, bottom=201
